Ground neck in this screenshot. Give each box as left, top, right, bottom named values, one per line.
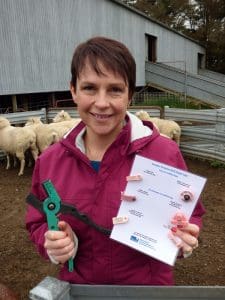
left=84, top=132, right=118, bottom=161
left=83, top=118, right=127, bottom=160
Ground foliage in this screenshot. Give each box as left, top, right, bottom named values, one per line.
left=210, top=160, right=225, bottom=168
left=132, top=0, right=190, bottom=30
left=123, top=0, right=225, bottom=74
left=183, top=0, right=225, bottom=73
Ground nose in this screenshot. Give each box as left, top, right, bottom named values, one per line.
left=94, top=91, right=109, bottom=109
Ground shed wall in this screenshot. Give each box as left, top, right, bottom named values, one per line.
left=0, top=0, right=205, bottom=95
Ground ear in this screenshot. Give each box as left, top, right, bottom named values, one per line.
left=128, top=99, right=132, bottom=108
left=70, top=83, right=77, bottom=104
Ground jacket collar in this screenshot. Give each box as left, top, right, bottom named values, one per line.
left=60, top=111, right=159, bottom=156
left=126, top=111, right=152, bottom=142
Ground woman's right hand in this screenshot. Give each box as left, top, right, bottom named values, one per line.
left=44, top=221, right=78, bottom=264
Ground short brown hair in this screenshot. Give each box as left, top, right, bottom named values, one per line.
left=70, top=36, right=136, bottom=98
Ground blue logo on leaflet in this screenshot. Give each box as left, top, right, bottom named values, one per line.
left=130, top=235, right=139, bottom=243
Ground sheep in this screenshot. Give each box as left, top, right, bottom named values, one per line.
left=25, top=114, right=81, bottom=153
left=27, top=120, right=77, bottom=153
left=135, top=110, right=181, bottom=145
left=53, top=110, right=81, bottom=123
left=53, top=110, right=72, bottom=122
left=35, top=122, right=71, bottom=153
left=0, top=117, right=39, bottom=176
left=25, top=116, right=43, bottom=128
left=24, top=117, right=45, bottom=163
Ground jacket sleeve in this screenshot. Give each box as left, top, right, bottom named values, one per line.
left=25, top=158, right=49, bottom=260
left=175, top=146, right=206, bottom=228
left=189, top=201, right=206, bottom=229
left=174, top=147, right=206, bottom=261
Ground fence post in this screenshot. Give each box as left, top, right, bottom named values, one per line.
left=29, top=276, right=70, bottom=300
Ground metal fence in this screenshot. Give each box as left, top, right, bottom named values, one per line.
left=164, top=107, right=225, bottom=124
left=47, top=106, right=163, bottom=122
left=132, top=92, right=183, bottom=107
left=0, top=107, right=225, bottom=163
left=161, top=107, right=225, bottom=163
left=0, top=107, right=47, bottom=125
left=29, top=276, right=225, bottom=300
left=145, top=61, right=225, bottom=108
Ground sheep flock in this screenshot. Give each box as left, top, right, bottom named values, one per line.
left=0, top=110, right=80, bottom=175
left=135, top=110, right=181, bottom=145
left=0, top=109, right=181, bottom=176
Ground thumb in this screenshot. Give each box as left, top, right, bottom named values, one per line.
left=58, top=221, right=73, bottom=238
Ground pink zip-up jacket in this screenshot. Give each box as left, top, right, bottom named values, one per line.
left=25, top=112, right=205, bottom=285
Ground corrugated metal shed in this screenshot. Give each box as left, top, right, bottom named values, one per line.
left=0, top=0, right=205, bottom=95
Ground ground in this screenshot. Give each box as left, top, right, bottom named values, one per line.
left=0, top=156, right=224, bottom=299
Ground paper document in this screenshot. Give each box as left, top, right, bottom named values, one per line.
left=110, top=155, right=207, bottom=266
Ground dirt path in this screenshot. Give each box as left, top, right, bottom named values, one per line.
left=0, top=156, right=224, bottom=299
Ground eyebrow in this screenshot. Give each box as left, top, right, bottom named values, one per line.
left=79, top=81, right=127, bottom=87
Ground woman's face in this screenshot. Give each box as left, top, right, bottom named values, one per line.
left=70, top=60, right=130, bottom=141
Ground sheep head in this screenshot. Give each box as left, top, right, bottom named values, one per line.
left=53, top=110, right=72, bottom=122
left=25, top=117, right=42, bottom=126
left=0, top=117, right=10, bottom=129
left=135, top=110, right=151, bottom=121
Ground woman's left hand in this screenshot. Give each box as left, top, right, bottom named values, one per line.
left=169, top=213, right=199, bottom=258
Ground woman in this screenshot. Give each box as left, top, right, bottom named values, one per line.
left=26, top=36, right=205, bottom=285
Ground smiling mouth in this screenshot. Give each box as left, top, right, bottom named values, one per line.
left=91, top=113, right=112, bottom=119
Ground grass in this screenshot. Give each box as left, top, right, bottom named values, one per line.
left=210, top=160, right=225, bottom=168
left=132, top=93, right=212, bottom=109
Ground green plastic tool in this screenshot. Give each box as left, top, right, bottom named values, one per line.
left=42, top=180, right=74, bottom=272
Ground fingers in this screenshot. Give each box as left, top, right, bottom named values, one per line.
left=175, top=227, right=198, bottom=248
left=179, top=222, right=199, bottom=238
left=48, top=240, right=75, bottom=264
left=58, top=220, right=74, bottom=240
left=169, top=226, right=199, bottom=257
left=45, top=229, right=67, bottom=241
left=58, top=220, right=68, bottom=231
left=48, top=241, right=74, bottom=256
left=169, top=212, right=200, bottom=258
left=44, top=233, right=73, bottom=250
left=50, top=250, right=75, bottom=264
left=44, top=221, right=74, bottom=243
left=44, top=221, right=76, bottom=264
left=180, top=239, right=194, bottom=253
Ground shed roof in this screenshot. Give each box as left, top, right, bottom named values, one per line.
left=110, top=0, right=205, bottom=48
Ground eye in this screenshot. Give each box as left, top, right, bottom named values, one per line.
left=81, top=85, right=96, bottom=95
left=110, top=86, right=124, bottom=94
left=83, top=85, right=94, bottom=91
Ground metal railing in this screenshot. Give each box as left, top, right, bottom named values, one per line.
left=47, top=106, right=163, bottom=122
left=145, top=61, right=225, bottom=108
left=29, top=276, right=225, bottom=300
left=0, top=107, right=47, bottom=125
left=164, top=107, right=225, bottom=124
left=0, top=107, right=225, bottom=163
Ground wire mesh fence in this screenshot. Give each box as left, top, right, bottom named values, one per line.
left=132, top=92, right=183, bottom=107
left=132, top=92, right=213, bottom=109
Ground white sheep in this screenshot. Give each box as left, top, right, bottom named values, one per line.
left=135, top=110, right=181, bottom=145
left=33, top=121, right=77, bottom=153
left=53, top=110, right=81, bottom=123
left=25, top=114, right=81, bottom=153
left=53, top=110, right=71, bottom=122
left=0, top=117, right=39, bottom=175
left=25, top=116, right=43, bottom=128
left=24, top=117, right=44, bottom=157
